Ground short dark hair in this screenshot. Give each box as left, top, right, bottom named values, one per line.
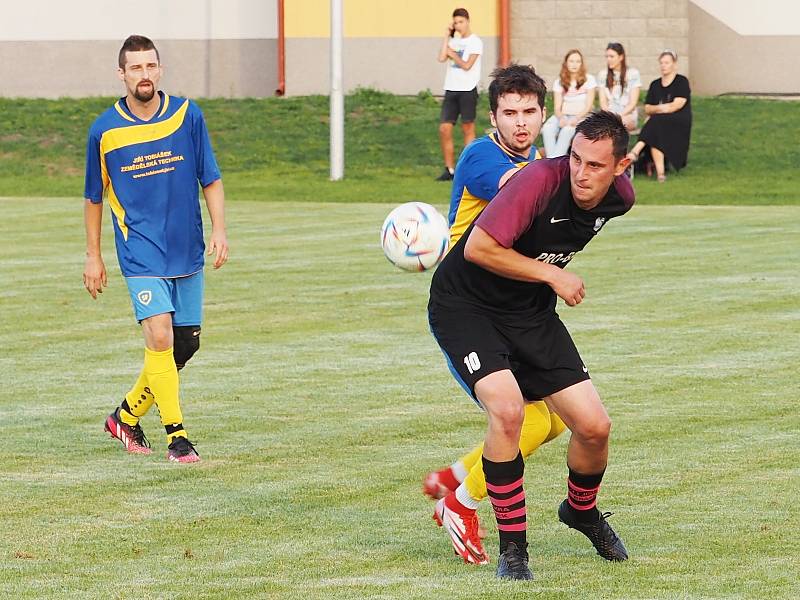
left=118, top=35, right=159, bottom=69
left=574, top=111, right=630, bottom=160
left=488, top=64, right=547, bottom=113
left=452, top=8, right=470, bottom=19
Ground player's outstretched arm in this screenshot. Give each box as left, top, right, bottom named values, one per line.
left=464, top=225, right=585, bottom=306
left=83, top=199, right=107, bottom=299
left=202, top=179, right=229, bottom=269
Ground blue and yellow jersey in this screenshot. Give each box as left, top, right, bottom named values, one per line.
left=447, top=133, right=541, bottom=246
left=84, top=91, right=221, bottom=278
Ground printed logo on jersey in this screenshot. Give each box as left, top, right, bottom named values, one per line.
left=137, top=290, right=152, bottom=306
left=550, top=216, right=570, bottom=224
left=535, top=251, right=576, bottom=265
left=593, top=217, right=606, bottom=233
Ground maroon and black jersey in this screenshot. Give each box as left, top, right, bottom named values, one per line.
left=430, top=156, right=635, bottom=317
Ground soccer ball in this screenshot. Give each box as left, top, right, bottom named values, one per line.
left=380, top=202, right=449, bottom=271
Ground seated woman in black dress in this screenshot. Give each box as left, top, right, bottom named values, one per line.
left=627, top=50, right=691, bottom=182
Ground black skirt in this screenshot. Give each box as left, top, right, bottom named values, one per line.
left=639, top=111, right=692, bottom=170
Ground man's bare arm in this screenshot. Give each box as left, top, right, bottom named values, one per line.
left=83, top=200, right=107, bottom=299
left=464, top=225, right=586, bottom=306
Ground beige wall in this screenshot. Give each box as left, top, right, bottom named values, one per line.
left=286, top=37, right=498, bottom=96
left=283, top=0, right=499, bottom=96
left=689, top=2, right=800, bottom=95
left=1, top=0, right=798, bottom=98
left=509, top=0, right=800, bottom=97
left=0, top=0, right=278, bottom=40
left=0, top=40, right=277, bottom=99
left=0, top=0, right=278, bottom=98
left=511, top=0, right=690, bottom=95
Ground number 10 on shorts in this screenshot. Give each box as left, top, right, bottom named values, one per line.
left=464, top=351, right=481, bottom=374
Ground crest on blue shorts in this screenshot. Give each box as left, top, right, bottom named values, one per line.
left=137, top=290, right=152, bottom=306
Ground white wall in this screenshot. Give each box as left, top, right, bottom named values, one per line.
left=0, top=0, right=278, bottom=41
left=691, top=0, right=800, bottom=36
left=0, top=0, right=279, bottom=97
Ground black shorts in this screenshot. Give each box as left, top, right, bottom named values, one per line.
left=440, top=88, right=478, bottom=124
left=428, top=298, right=589, bottom=406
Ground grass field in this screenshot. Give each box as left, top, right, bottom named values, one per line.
left=1, top=198, right=798, bottom=599
left=1, top=92, right=798, bottom=205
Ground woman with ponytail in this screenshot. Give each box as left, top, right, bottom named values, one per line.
left=597, top=42, right=641, bottom=131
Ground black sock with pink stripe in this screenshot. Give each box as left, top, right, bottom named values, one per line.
left=567, top=467, right=604, bottom=522
left=483, top=452, right=526, bottom=553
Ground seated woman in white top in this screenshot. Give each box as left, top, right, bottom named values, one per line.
left=541, top=49, right=596, bottom=157
left=597, top=42, right=641, bottom=131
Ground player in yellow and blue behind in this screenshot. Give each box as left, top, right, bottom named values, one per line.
left=82, top=35, right=228, bottom=463
left=424, top=65, right=570, bottom=565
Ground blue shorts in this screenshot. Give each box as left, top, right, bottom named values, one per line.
left=125, top=271, right=204, bottom=325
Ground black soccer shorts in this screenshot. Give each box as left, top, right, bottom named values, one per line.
left=440, top=88, right=479, bottom=124
left=428, top=298, right=590, bottom=407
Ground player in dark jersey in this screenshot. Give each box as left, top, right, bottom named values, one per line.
left=428, top=111, right=634, bottom=580
left=426, top=64, right=569, bottom=567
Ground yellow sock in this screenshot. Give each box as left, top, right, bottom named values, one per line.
left=143, top=347, right=184, bottom=441
left=120, top=369, right=156, bottom=425
left=457, top=444, right=484, bottom=474
left=544, top=411, right=567, bottom=444
left=117, top=405, right=139, bottom=427
left=458, top=403, right=567, bottom=471
left=464, top=402, right=554, bottom=502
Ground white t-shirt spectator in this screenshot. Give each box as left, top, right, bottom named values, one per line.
left=443, top=34, right=483, bottom=91
left=553, top=74, right=598, bottom=116
left=597, top=67, right=641, bottom=114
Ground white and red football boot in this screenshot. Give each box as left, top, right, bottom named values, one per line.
left=433, top=492, right=489, bottom=565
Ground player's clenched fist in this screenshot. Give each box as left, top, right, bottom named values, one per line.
left=549, top=269, right=585, bottom=306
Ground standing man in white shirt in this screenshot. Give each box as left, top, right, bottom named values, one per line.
left=436, top=8, right=483, bottom=181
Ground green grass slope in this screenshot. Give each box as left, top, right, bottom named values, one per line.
left=0, top=91, right=797, bottom=204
